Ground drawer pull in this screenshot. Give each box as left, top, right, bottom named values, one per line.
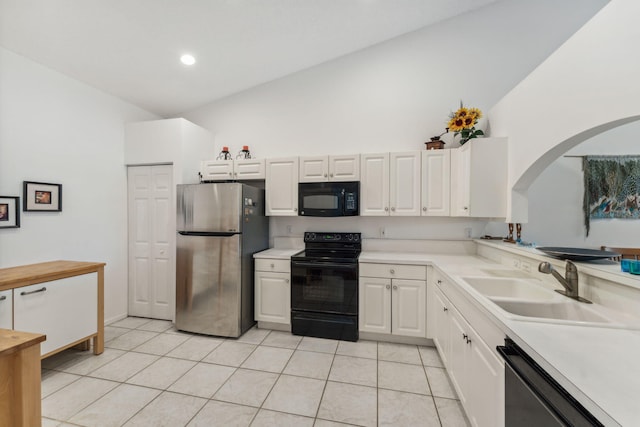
left=386, top=284, right=391, bottom=290
left=443, top=307, right=448, bottom=312
left=21, top=287, right=47, bottom=296
left=437, top=280, right=442, bottom=285
left=0, top=295, right=6, bottom=301
left=271, top=263, right=275, bottom=268
left=390, top=269, right=395, bottom=274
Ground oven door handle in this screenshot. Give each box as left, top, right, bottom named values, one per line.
left=292, top=261, right=358, bottom=270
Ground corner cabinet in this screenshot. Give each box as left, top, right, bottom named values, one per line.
left=360, top=151, right=421, bottom=216
left=0, top=289, right=12, bottom=329
left=299, top=155, right=360, bottom=182
left=450, top=137, right=507, bottom=218
left=254, top=258, right=291, bottom=325
left=429, top=270, right=505, bottom=427
left=359, top=263, right=427, bottom=338
left=266, top=157, right=299, bottom=216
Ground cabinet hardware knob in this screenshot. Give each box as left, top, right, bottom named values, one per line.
left=0, top=295, right=6, bottom=301
left=229, top=172, right=233, bottom=176
left=385, top=207, right=389, bottom=212
left=466, top=338, right=472, bottom=344
left=386, top=285, right=391, bottom=290
left=390, top=269, right=395, bottom=274
left=391, top=207, right=396, bottom=211
left=21, top=287, right=47, bottom=296
left=270, top=263, right=275, bottom=268
left=324, top=174, right=328, bottom=178
left=330, top=173, right=334, bottom=178
left=294, top=208, right=297, bottom=212
left=234, top=172, right=238, bottom=176
left=463, top=206, right=468, bottom=210
left=437, top=280, right=442, bottom=285
left=285, top=279, right=290, bottom=283
left=423, top=207, right=427, bottom=211
left=462, top=333, right=468, bottom=340
left=392, top=285, right=398, bottom=290
left=443, top=307, right=448, bottom=312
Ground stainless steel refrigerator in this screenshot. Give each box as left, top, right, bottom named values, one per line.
left=175, top=183, right=269, bottom=337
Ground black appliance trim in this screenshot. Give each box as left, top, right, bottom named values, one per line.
left=497, top=338, right=603, bottom=427
left=291, top=311, right=358, bottom=342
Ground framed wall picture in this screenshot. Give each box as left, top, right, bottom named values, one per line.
left=23, top=181, right=62, bottom=212
left=0, top=196, right=20, bottom=228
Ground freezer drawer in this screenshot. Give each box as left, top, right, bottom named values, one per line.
left=176, top=233, right=244, bottom=337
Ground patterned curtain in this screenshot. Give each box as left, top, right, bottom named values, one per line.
left=583, top=155, right=640, bottom=236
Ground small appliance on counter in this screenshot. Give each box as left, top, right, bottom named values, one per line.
left=291, top=232, right=361, bottom=341
left=175, top=182, right=269, bottom=337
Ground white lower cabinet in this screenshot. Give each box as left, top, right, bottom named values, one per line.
left=359, top=263, right=426, bottom=338
left=431, top=277, right=504, bottom=427
left=254, top=258, right=291, bottom=325
left=13, top=273, right=98, bottom=356
left=0, top=289, right=12, bottom=329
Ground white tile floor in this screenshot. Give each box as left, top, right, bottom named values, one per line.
left=41, top=317, right=470, bottom=426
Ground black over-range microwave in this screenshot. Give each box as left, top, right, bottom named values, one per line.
left=298, top=181, right=359, bottom=217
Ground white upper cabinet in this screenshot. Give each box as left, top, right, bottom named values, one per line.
left=266, top=157, right=299, bottom=216
left=360, top=151, right=420, bottom=216
left=421, top=150, right=451, bottom=216
left=200, top=158, right=265, bottom=181
left=360, top=153, right=390, bottom=216
left=450, top=137, right=508, bottom=218
left=389, top=151, right=421, bottom=216
left=299, top=155, right=359, bottom=182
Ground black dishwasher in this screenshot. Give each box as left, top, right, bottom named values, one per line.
left=497, top=338, right=603, bottom=427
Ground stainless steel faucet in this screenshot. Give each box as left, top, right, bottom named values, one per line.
left=538, top=260, right=592, bottom=303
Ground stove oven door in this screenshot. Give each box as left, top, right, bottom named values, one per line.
left=291, top=260, right=358, bottom=315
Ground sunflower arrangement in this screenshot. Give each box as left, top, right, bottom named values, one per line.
left=447, top=102, right=484, bottom=145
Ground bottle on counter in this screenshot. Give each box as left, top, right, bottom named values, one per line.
left=236, top=145, right=251, bottom=159
left=217, top=146, right=232, bottom=160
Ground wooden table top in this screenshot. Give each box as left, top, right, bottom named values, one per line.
left=0, top=260, right=106, bottom=291
left=0, top=329, right=46, bottom=356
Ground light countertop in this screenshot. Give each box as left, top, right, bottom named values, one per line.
left=256, top=245, right=637, bottom=425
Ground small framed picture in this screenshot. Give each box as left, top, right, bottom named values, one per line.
left=23, top=181, right=62, bottom=212
left=0, top=196, right=20, bottom=228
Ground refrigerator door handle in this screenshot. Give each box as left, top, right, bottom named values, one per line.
left=177, top=231, right=238, bottom=237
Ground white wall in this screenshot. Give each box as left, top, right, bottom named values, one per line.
left=485, top=121, right=640, bottom=247
left=0, top=47, right=158, bottom=323
left=488, top=0, right=640, bottom=223
left=182, top=0, right=606, bottom=240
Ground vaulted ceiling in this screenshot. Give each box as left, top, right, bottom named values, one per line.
left=0, top=0, right=497, bottom=117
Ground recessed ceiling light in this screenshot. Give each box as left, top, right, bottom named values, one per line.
left=180, top=54, right=196, bottom=66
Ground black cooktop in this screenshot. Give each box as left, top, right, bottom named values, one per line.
left=292, top=232, right=361, bottom=263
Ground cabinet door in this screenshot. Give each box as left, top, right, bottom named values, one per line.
left=389, top=151, right=421, bottom=216
left=201, top=160, right=234, bottom=181
left=467, top=329, right=505, bottom=427
left=266, top=157, right=299, bottom=216
left=450, top=147, right=471, bottom=216
left=433, top=287, right=451, bottom=368
left=234, top=158, right=265, bottom=180
left=14, top=274, right=98, bottom=356
left=0, top=289, right=12, bottom=329
left=359, top=276, right=391, bottom=334
left=255, top=271, right=291, bottom=324
left=449, top=307, right=469, bottom=408
left=329, top=155, right=360, bottom=181
left=392, top=279, right=426, bottom=338
left=421, top=150, right=451, bottom=216
left=360, top=153, right=389, bottom=216
left=299, top=156, right=328, bottom=182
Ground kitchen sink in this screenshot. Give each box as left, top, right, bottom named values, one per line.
left=479, top=268, right=532, bottom=278
left=461, top=277, right=556, bottom=301
left=489, top=299, right=613, bottom=324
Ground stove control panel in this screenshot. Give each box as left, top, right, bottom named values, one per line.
left=304, top=232, right=361, bottom=243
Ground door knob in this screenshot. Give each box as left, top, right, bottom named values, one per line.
left=423, top=207, right=427, bottom=211
left=390, top=269, right=395, bottom=274
left=392, top=285, right=398, bottom=290
left=386, top=285, right=391, bottom=290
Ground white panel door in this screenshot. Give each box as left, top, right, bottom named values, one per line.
left=128, top=164, right=174, bottom=320
left=329, top=154, right=360, bottom=181
left=360, top=153, right=389, bottom=216
left=234, top=158, right=266, bottom=180
left=266, top=157, right=299, bottom=216
left=392, top=279, right=426, bottom=337
left=0, top=289, right=12, bottom=329
left=421, top=150, right=451, bottom=216
left=299, top=156, right=328, bottom=182
left=255, top=271, right=291, bottom=324
left=389, top=151, right=421, bottom=216
left=201, top=160, right=234, bottom=181
left=359, top=276, right=391, bottom=334
left=450, top=147, right=471, bottom=216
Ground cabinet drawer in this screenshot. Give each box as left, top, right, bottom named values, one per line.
left=359, top=263, right=426, bottom=280
left=255, top=258, right=291, bottom=273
